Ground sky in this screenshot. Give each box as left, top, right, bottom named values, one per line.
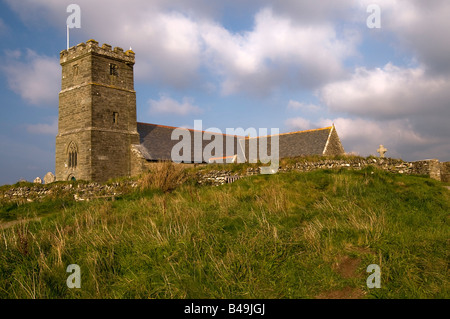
left=0, top=0, right=449, bottom=185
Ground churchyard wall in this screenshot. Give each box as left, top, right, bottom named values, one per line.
left=2, top=157, right=447, bottom=203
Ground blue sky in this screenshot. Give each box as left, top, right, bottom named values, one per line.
left=0, top=0, right=449, bottom=185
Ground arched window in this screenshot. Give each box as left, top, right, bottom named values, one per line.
left=67, top=142, right=78, bottom=169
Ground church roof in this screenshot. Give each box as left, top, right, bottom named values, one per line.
left=136, top=123, right=341, bottom=163
left=137, top=122, right=241, bottom=162
left=240, top=126, right=333, bottom=162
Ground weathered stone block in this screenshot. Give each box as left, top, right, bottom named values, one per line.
left=440, top=162, right=450, bottom=182
left=44, top=172, right=56, bottom=184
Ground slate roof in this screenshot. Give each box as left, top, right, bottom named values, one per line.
left=241, top=127, right=333, bottom=162
left=137, top=122, right=241, bottom=163
left=137, top=123, right=340, bottom=163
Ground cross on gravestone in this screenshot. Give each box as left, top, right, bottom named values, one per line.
left=377, top=144, right=387, bottom=158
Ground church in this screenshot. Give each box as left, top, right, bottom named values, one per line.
left=56, top=40, right=345, bottom=182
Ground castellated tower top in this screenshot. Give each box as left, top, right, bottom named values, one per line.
left=60, top=39, right=135, bottom=65
left=59, top=39, right=136, bottom=92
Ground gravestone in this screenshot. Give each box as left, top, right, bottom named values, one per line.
left=44, top=172, right=56, bottom=184
left=34, top=177, right=42, bottom=184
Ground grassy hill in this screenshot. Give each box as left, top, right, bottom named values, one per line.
left=0, top=165, right=449, bottom=299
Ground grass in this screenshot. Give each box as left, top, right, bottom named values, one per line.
left=0, top=166, right=449, bottom=299
left=0, top=184, right=75, bottom=223
left=138, top=161, right=189, bottom=192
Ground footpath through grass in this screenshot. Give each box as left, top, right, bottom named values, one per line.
left=0, top=167, right=449, bottom=298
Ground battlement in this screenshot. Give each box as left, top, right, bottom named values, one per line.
left=60, top=39, right=135, bottom=65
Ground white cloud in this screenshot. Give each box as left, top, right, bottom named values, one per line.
left=26, top=118, right=58, bottom=135
left=358, top=0, right=450, bottom=75
left=126, top=11, right=204, bottom=87
left=148, top=94, right=202, bottom=115
left=283, top=115, right=448, bottom=161
left=287, top=100, right=322, bottom=112
left=202, top=8, right=357, bottom=95
left=4, top=0, right=207, bottom=88
left=268, top=0, right=357, bottom=23
left=393, top=0, right=450, bottom=74
left=4, top=49, right=21, bottom=59
left=319, top=117, right=444, bottom=160
left=314, top=61, right=450, bottom=161
left=320, top=63, right=450, bottom=120
left=2, top=49, right=60, bottom=106
left=284, top=117, right=312, bottom=131
left=4, top=1, right=358, bottom=95
left=6, top=0, right=450, bottom=94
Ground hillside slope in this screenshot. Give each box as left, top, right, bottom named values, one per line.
left=0, top=167, right=449, bottom=299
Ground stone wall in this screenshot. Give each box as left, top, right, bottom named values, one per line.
left=323, top=126, right=345, bottom=156
left=3, top=158, right=447, bottom=203
left=411, top=159, right=440, bottom=180
left=197, top=158, right=447, bottom=186
left=281, top=158, right=444, bottom=181
left=1, top=181, right=138, bottom=204
left=441, top=162, right=450, bottom=182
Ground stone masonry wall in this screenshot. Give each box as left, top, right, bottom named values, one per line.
left=441, top=162, right=450, bottom=182
left=323, top=127, right=345, bottom=156
left=2, top=158, right=447, bottom=203
left=199, top=158, right=446, bottom=186
left=1, top=181, right=138, bottom=204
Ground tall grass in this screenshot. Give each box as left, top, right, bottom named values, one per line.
left=0, top=167, right=448, bottom=298
left=138, top=161, right=188, bottom=192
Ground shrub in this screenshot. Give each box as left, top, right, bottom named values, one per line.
left=139, top=161, right=187, bottom=192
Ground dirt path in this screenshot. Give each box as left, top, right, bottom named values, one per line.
left=315, top=252, right=371, bottom=299
left=0, top=217, right=41, bottom=230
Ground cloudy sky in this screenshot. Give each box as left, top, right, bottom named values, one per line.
left=0, top=0, right=449, bottom=184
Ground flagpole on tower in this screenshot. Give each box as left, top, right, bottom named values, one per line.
left=66, top=4, right=81, bottom=50
left=67, top=24, right=70, bottom=50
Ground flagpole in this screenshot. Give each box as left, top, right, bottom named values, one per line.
left=67, top=24, right=69, bottom=50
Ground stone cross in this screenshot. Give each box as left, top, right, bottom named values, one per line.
left=377, top=144, right=387, bottom=158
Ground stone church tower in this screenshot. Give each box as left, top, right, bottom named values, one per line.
left=56, top=40, right=140, bottom=182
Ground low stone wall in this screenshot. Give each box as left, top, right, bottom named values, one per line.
left=441, top=162, right=450, bottom=182
left=196, top=171, right=250, bottom=186
left=283, top=158, right=443, bottom=180
left=1, top=158, right=446, bottom=203
left=198, top=158, right=446, bottom=186
left=1, top=181, right=138, bottom=204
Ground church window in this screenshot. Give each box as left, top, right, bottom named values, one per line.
left=73, top=64, right=79, bottom=76
left=68, top=142, right=78, bottom=169
left=109, top=63, right=118, bottom=76
left=113, top=112, right=119, bottom=124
